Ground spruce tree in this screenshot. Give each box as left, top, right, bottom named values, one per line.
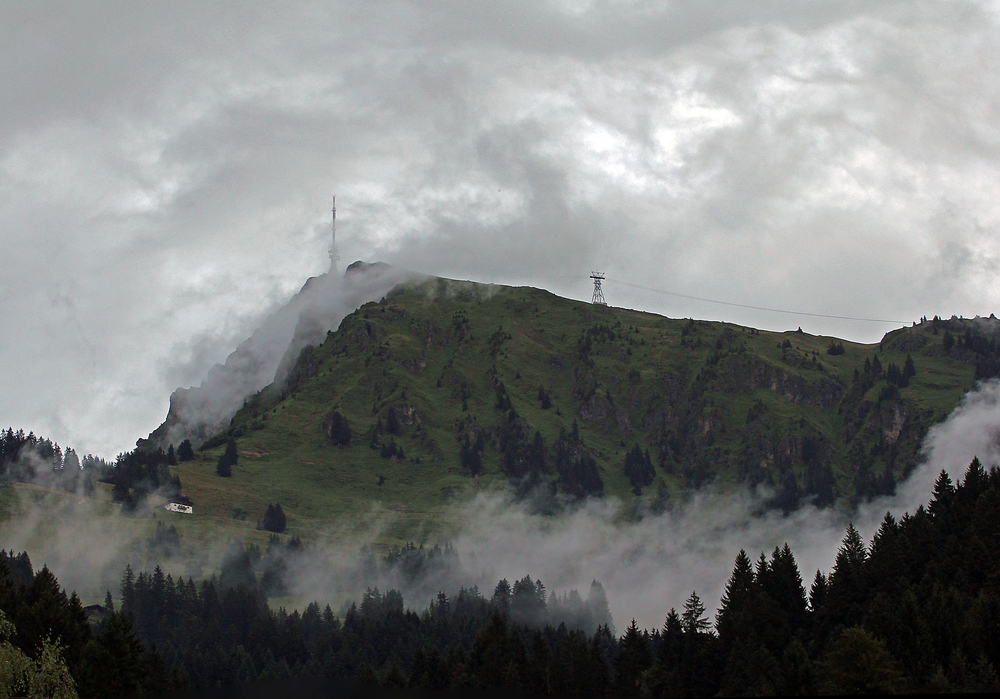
left=176, top=439, right=194, bottom=462
left=681, top=591, right=710, bottom=635
left=929, top=470, right=955, bottom=519
left=615, top=619, right=651, bottom=696
left=537, top=386, right=552, bottom=410
left=262, top=503, right=286, bottom=533
left=216, top=439, right=237, bottom=477
left=385, top=409, right=401, bottom=435
left=765, top=544, right=808, bottom=631
left=716, top=550, right=756, bottom=649
left=824, top=523, right=868, bottom=628
left=327, top=410, right=352, bottom=446
left=809, top=570, right=827, bottom=612
left=820, top=626, right=903, bottom=694
left=81, top=612, right=145, bottom=698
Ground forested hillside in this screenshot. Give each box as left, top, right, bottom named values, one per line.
left=2, top=457, right=998, bottom=696
left=173, top=275, right=993, bottom=529
left=1, top=427, right=182, bottom=515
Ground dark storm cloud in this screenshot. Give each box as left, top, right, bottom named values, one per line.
left=3, top=1, right=1000, bottom=455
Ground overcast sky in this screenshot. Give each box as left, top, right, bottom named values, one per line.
left=4, top=1, right=1000, bottom=456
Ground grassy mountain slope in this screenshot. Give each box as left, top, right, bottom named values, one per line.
left=170, top=275, right=983, bottom=536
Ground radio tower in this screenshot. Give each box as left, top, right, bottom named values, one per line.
left=591, top=271, right=606, bottom=305
left=329, top=195, right=338, bottom=273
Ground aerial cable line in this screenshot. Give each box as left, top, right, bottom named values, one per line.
left=599, top=278, right=907, bottom=325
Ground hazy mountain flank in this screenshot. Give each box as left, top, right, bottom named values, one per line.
left=163, top=269, right=994, bottom=528
left=143, top=261, right=418, bottom=449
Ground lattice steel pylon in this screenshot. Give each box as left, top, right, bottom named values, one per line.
left=591, top=271, right=606, bottom=305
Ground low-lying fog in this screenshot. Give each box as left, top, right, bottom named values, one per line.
left=3, top=379, right=998, bottom=632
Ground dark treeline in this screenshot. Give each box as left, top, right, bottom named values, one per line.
left=929, top=315, right=1000, bottom=380
left=3, top=458, right=1000, bottom=696
left=1, top=426, right=183, bottom=514
left=0, top=427, right=103, bottom=496
left=110, top=447, right=182, bottom=512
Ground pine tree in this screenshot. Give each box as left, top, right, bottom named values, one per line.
left=929, top=470, right=955, bottom=519
left=176, top=439, right=194, bottom=462
left=871, top=354, right=883, bottom=374
left=385, top=409, right=401, bottom=435
left=529, top=432, right=546, bottom=476
left=80, top=612, right=145, bottom=698
left=650, top=608, right=683, bottom=695
left=327, top=410, right=352, bottom=446
left=581, top=628, right=612, bottom=695
left=780, top=637, right=816, bottom=695
left=716, top=550, right=756, bottom=649
left=623, top=445, right=655, bottom=493
left=492, top=579, right=512, bottom=614
left=959, top=457, right=986, bottom=505
left=587, top=580, right=613, bottom=631
left=537, top=386, right=552, bottom=410
left=681, top=591, right=710, bottom=635
left=809, top=570, right=827, bottom=613
left=470, top=611, right=515, bottom=688
left=615, top=619, right=651, bottom=696
left=765, top=544, right=808, bottom=631
left=262, top=503, right=287, bottom=533
left=820, top=626, right=903, bottom=694
left=63, top=448, right=80, bottom=471
left=216, top=439, right=237, bottom=477
left=867, top=512, right=902, bottom=596
left=824, top=523, right=868, bottom=629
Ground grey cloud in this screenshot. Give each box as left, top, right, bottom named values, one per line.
left=3, top=2, right=1000, bottom=455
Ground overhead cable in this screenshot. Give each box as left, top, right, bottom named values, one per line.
left=602, top=278, right=907, bottom=325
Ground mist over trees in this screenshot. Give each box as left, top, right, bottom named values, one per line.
left=2, top=426, right=190, bottom=518
left=0, top=428, right=100, bottom=497
left=2, top=456, right=999, bottom=695
left=9, top=303, right=1000, bottom=694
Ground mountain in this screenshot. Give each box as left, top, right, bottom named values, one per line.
left=167, top=270, right=997, bottom=529
left=141, top=261, right=418, bottom=449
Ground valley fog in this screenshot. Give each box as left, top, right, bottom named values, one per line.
left=3, top=378, right=997, bottom=631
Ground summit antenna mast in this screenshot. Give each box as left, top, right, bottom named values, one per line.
left=591, top=271, right=606, bottom=305
left=329, top=195, right=338, bottom=272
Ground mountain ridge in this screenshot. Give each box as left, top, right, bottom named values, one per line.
left=163, top=271, right=994, bottom=530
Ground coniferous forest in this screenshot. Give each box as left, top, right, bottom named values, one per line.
left=0, top=457, right=998, bottom=697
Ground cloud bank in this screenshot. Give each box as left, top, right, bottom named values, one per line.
left=3, top=1, right=1000, bottom=455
